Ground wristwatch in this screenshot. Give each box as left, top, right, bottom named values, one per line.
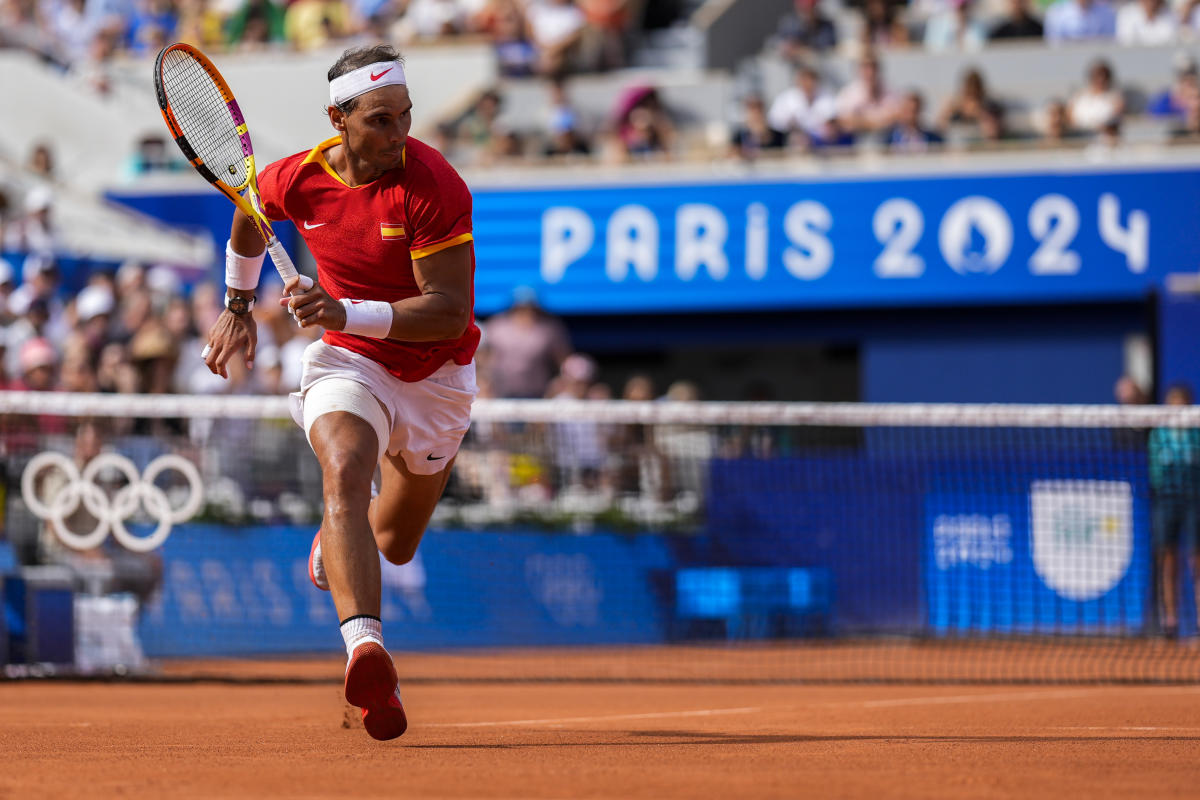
left=224, top=294, right=256, bottom=316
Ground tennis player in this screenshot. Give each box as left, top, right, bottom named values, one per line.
left=202, top=43, right=479, bottom=741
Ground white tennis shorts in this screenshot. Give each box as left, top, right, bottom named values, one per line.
left=288, top=339, right=477, bottom=476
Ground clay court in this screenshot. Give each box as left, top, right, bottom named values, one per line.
left=4, top=646, right=1200, bottom=799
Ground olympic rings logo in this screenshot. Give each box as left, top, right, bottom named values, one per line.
left=21, top=452, right=204, bottom=553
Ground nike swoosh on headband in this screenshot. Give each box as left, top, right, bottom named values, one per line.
left=370, top=67, right=393, bottom=81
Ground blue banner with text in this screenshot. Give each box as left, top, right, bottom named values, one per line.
left=471, top=167, right=1200, bottom=314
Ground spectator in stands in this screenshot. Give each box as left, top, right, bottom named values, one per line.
left=59, top=339, right=99, bottom=393
left=1149, top=382, right=1200, bottom=639
left=886, top=90, right=943, bottom=152
left=923, top=0, right=987, bottom=51
left=1114, top=374, right=1150, bottom=405
left=480, top=285, right=573, bottom=398
left=974, top=101, right=1007, bottom=143
left=96, top=341, right=139, bottom=394
left=613, top=85, right=676, bottom=159
left=578, top=0, right=633, bottom=71
left=989, top=0, right=1044, bottom=39
left=456, top=88, right=504, bottom=162
left=860, top=0, right=910, bottom=48
left=0, top=328, right=9, bottom=390
left=729, top=94, right=786, bottom=161
left=1173, top=96, right=1200, bottom=138
left=541, top=76, right=591, bottom=157
left=775, top=0, right=838, bottom=63
left=1037, top=98, right=1075, bottom=144
left=126, top=0, right=178, bottom=55
left=479, top=0, right=538, bottom=77
left=284, top=0, right=351, bottom=50
left=3, top=185, right=56, bottom=254
left=8, top=255, right=63, bottom=341
left=0, top=188, right=11, bottom=251
left=937, top=68, right=992, bottom=131
left=0, top=258, right=15, bottom=327
left=226, top=0, right=288, bottom=48
left=1043, top=0, right=1116, bottom=43
left=72, top=282, right=116, bottom=362
left=527, top=0, right=587, bottom=77
left=124, top=134, right=185, bottom=179
left=1116, top=0, right=1177, bottom=44
left=1148, top=54, right=1200, bottom=121
left=27, top=142, right=55, bottom=181
left=175, top=0, right=226, bottom=49
left=836, top=54, right=902, bottom=135
left=1068, top=59, right=1125, bottom=133
left=543, top=109, right=593, bottom=157
left=768, top=65, right=839, bottom=149
left=399, top=0, right=470, bottom=40
left=14, top=337, right=58, bottom=392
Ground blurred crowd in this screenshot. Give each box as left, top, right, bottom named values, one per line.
left=440, top=50, right=1200, bottom=170
left=0, top=0, right=662, bottom=86
left=5, top=0, right=1199, bottom=170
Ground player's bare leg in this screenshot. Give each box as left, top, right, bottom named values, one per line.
left=1158, top=549, right=1179, bottom=636
left=369, top=452, right=456, bottom=565
left=309, top=410, right=407, bottom=740
left=309, top=412, right=381, bottom=619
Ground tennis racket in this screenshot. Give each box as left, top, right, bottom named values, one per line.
left=153, top=42, right=302, bottom=288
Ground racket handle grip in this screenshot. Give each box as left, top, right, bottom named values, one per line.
left=266, top=236, right=299, bottom=284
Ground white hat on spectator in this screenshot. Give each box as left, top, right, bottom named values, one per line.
left=76, top=284, right=115, bottom=322
left=22, top=252, right=55, bottom=282
left=146, top=264, right=182, bottom=298
left=0, top=258, right=13, bottom=286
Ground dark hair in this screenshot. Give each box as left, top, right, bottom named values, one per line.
left=328, top=44, right=404, bottom=113
left=1166, top=382, right=1195, bottom=404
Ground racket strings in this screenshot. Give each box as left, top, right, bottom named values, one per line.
left=160, top=50, right=250, bottom=189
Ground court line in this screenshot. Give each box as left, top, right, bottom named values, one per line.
left=1049, top=726, right=1200, bottom=733
left=429, top=706, right=764, bottom=728
left=820, top=686, right=1200, bottom=710
left=427, top=687, right=1200, bottom=729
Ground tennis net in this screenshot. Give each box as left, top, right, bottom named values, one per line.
left=1, top=391, right=1197, bottom=683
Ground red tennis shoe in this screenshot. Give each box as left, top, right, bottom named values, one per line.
left=308, top=530, right=329, bottom=591
left=344, top=641, right=408, bottom=741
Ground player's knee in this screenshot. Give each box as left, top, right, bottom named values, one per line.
left=321, top=450, right=375, bottom=499
left=378, top=532, right=419, bottom=565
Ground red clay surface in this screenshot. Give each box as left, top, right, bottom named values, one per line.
left=3, top=678, right=1200, bottom=799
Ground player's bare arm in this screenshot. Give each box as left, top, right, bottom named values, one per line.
left=284, top=240, right=473, bottom=341
left=203, top=210, right=265, bottom=378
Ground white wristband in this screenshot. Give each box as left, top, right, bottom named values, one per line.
left=340, top=299, right=393, bottom=339
left=225, top=240, right=265, bottom=291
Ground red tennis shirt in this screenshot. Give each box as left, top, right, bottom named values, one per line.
left=256, top=135, right=479, bottom=382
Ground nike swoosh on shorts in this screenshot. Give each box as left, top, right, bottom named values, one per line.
left=304, top=221, right=327, bottom=229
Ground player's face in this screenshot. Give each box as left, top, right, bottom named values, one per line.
left=340, top=85, right=413, bottom=172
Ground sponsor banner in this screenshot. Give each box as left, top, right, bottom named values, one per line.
left=139, top=525, right=673, bottom=657
left=926, top=479, right=1148, bottom=634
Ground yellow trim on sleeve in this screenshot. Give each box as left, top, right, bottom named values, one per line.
left=410, top=232, right=473, bottom=260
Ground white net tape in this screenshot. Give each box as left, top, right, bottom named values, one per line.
left=2, top=391, right=1200, bottom=428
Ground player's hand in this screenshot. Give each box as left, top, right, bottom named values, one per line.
left=281, top=279, right=346, bottom=331
left=203, top=310, right=257, bottom=379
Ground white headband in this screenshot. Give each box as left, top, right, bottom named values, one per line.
left=329, top=61, right=406, bottom=107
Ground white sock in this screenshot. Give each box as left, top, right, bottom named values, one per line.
left=340, top=615, right=384, bottom=658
